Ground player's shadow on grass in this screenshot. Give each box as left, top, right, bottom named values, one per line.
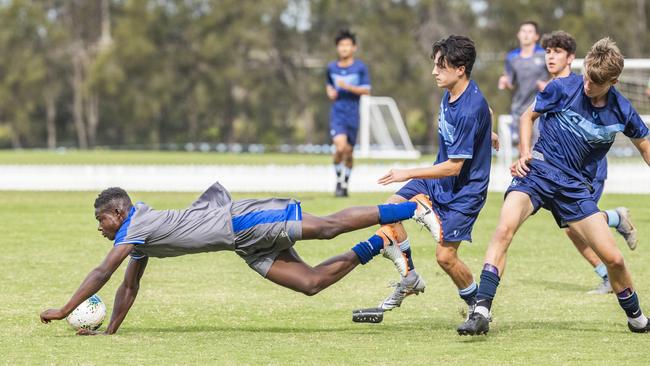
left=134, top=325, right=361, bottom=334
left=526, top=279, right=587, bottom=292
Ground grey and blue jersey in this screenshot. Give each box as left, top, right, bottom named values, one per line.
left=504, top=45, right=549, bottom=121
left=113, top=182, right=302, bottom=276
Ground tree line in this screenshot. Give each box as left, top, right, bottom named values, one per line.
left=0, top=0, right=648, bottom=149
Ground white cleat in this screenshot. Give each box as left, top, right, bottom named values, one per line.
left=409, top=194, right=443, bottom=243
left=378, top=227, right=409, bottom=277
left=379, top=272, right=426, bottom=311
left=615, top=207, right=638, bottom=250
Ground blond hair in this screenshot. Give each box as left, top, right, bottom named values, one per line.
left=583, top=38, right=624, bottom=84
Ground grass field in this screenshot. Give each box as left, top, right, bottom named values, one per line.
left=3, top=190, right=650, bottom=365
left=0, top=150, right=437, bottom=165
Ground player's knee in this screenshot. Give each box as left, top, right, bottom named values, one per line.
left=299, top=278, right=323, bottom=296
left=436, top=248, right=458, bottom=270
left=603, top=253, right=626, bottom=271
left=493, top=224, right=515, bottom=244
left=317, top=217, right=341, bottom=239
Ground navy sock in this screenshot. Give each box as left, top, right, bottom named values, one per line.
left=617, top=288, right=642, bottom=318
left=351, top=235, right=384, bottom=265
left=459, top=282, right=478, bottom=305
left=378, top=202, right=417, bottom=225
left=476, top=264, right=500, bottom=310
left=402, top=247, right=415, bottom=270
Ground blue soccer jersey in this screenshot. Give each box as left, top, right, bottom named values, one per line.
left=433, top=80, right=493, bottom=215
left=327, top=59, right=371, bottom=127
left=533, top=75, right=649, bottom=183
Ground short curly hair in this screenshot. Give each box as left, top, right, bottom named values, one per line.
left=94, top=187, right=132, bottom=212
left=541, top=31, right=576, bottom=55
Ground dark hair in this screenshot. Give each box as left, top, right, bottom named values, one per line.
left=335, top=29, right=356, bottom=45
left=541, top=31, right=577, bottom=55
left=519, top=20, right=539, bottom=34
left=430, top=35, right=476, bottom=78
left=94, top=187, right=132, bottom=212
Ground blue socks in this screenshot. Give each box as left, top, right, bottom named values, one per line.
left=351, top=235, right=384, bottom=264
left=594, top=263, right=608, bottom=280
left=476, top=264, right=500, bottom=313
left=617, top=288, right=648, bottom=328
left=605, top=209, right=620, bottom=228
left=459, top=282, right=478, bottom=305
left=378, top=202, right=417, bottom=225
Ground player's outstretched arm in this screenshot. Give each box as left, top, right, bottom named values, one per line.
left=39, top=244, right=134, bottom=325
left=378, top=159, right=464, bottom=185
left=631, top=137, right=650, bottom=167
left=78, top=256, right=148, bottom=336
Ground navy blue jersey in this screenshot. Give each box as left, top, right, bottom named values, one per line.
left=433, top=80, right=492, bottom=215
left=327, top=59, right=371, bottom=125
left=532, top=75, right=648, bottom=183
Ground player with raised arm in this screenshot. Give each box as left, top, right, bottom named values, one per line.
left=458, top=38, right=650, bottom=336
left=326, top=29, right=371, bottom=197
left=540, top=31, right=638, bottom=295
left=39, top=182, right=430, bottom=335
left=356, top=35, right=498, bottom=321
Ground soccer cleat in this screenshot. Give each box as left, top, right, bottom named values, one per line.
left=352, top=307, right=384, bottom=323
left=457, top=312, right=490, bottom=336
left=628, top=318, right=650, bottom=333
left=335, top=182, right=346, bottom=197
left=461, top=302, right=492, bottom=322
left=378, top=272, right=426, bottom=311
left=615, top=207, right=638, bottom=250
left=587, top=278, right=613, bottom=295
left=409, top=194, right=443, bottom=243
left=377, top=227, right=409, bottom=277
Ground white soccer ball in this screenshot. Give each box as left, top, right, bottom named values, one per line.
left=66, top=294, right=106, bottom=331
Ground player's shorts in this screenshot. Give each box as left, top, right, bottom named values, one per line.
left=231, top=198, right=303, bottom=277
left=396, top=179, right=479, bottom=243
left=330, top=120, right=359, bottom=147
left=506, top=159, right=600, bottom=228
left=591, top=179, right=605, bottom=202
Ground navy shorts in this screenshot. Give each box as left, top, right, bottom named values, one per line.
left=506, top=160, right=600, bottom=228
left=330, top=120, right=359, bottom=147
left=396, top=179, right=478, bottom=243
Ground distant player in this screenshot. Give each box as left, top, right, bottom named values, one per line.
left=540, top=31, right=638, bottom=295
left=458, top=38, right=650, bottom=336
left=361, top=35, right=497, bottom=319
left=39, top=182, right=436, bottom=334
left=326, top=29, right=371, bottom=197
left=498, top=20, right=549, bottom=144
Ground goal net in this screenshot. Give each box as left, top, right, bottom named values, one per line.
left=355, top=95, right=421, bottom=159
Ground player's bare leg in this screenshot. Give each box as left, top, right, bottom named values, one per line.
left=566, top=213, right=650, bottom=332
left=567, top=227, right=612, bottom=294
left=266, top=228, right=408, bottom=296
left=332, top=134, right=352, bottom=197
left=457, top=191, right=534, bottom=335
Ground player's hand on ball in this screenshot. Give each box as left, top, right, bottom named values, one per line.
left=76, top=329, right=107, bottom=336
left=40, top=308, right=66, bottom=323
left=378, top=169, right=410, bottom=185
left=491, top=132, right=500, bottom=151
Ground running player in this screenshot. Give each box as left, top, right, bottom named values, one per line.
left=362, top=35, right=497, bottom=319
left=326, top=29, right=371, bottom=197
left=39, top=181, right=433, bottom=334
left=540, top=31, right=638, bottom=295
left=458, top=38, right=650, bottom=335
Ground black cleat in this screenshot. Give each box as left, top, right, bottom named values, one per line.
left=457, top=312, right=490, bottom=336
left=628, top=320, right=650, bottom=333
left=335, top=183, right=345, bottom=197
left=352, top=308, right=384, bottom=323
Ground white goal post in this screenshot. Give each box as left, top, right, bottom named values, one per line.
left=356, top=95, right=421, bottom=159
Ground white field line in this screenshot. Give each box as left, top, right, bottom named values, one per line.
left=0, top=163, right=648, bottom=193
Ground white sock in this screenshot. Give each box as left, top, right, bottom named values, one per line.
left=628, top=314, right=648, bottom=328
left=474, top=305, right=490, bottom=319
